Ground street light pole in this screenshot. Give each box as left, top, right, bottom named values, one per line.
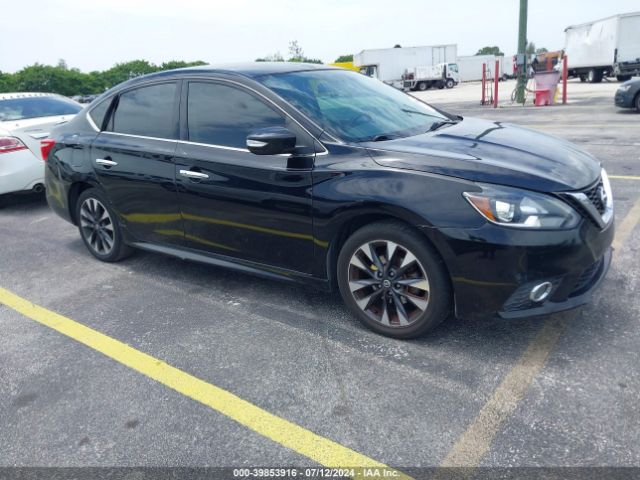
left=516, top=0, right=528, bottom=104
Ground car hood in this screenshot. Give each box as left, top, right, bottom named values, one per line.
left=365, top=117, right=601, bottom=192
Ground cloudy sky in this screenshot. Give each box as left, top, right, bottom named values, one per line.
left=1, top=0, right=638, bottom=72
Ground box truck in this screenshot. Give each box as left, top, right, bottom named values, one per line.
left=402, top=63, right=459, bottom=90
left=455, top=55, right=512, bottom=82
left=564, top=12, right=640, bottom=82
left=354, top=45, right=457, bottom=88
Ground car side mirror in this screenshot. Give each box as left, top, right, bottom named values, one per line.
left=246, top=127, right=297, bottom=155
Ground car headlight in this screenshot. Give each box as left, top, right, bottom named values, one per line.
left=463, top=184, right=580, bottom=229
left=620, top=84, right=632, bottom=92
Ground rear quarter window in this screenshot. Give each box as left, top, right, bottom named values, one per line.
left=0, top=96, right=82, bottom=121
left=88, top=98, right=112, bottom=130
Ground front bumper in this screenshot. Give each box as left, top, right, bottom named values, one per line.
left=422, top=216, right=614, bottom=321
left=614, top=90, right=633, bottom=108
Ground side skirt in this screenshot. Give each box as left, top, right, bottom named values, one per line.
left=130, top=241, right=331, bottom=292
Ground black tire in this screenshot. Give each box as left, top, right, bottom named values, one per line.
left=75, top=188, right=133, bottom=262
left=587, top=69, right=602, bottom=83
left=635, top=93, right=640, bottom=113
left=617, top=75, right=631, bottom=82
left=417, top=82, right=427, bottom=91
left=337, top=221, right=451, bottom=339
left=445, top=78, right=455, bottom=89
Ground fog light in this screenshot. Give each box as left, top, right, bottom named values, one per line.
left=529, top=282, right=553, bottom=302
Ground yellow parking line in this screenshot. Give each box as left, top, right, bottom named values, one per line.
left=438, top=195, right=640, bottom=474
left=613, top=196, right=640, bottom=250
left=609, top=175, right=640, bottom=181
left=0, top=287, right=409, bottom=478
left=525, top=124, right=640, bottom=128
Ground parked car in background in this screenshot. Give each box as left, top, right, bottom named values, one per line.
left=44, top=64, right=613, bottom=339
left=615, top=78, right=640, bottom=112
left=0, top=93, right=81, bottom=195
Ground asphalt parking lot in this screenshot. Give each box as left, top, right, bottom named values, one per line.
left=1, top=79, right=639, bottom=477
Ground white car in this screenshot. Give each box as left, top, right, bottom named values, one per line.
left=0, top=92, right=82, bottom=195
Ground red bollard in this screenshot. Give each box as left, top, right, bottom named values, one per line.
left=481, top=63, right=486, bottom=105
left=562, top=56, right=568, bottom=105
left=493, top=60, right=499, bottom=108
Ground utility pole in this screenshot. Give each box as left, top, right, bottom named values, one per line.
left=516, top=0, right=528, bottom=104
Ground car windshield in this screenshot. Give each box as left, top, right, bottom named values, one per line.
left=258, top=69, right=448, bottom=142
left=0, top=96, right=82, bottom=122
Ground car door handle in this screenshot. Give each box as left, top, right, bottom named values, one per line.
left=96, top=158, right=118, bottom=166
left=179, top=169, right=209, bottom=180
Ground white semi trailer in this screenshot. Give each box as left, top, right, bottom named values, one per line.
left=564, top=12, right=640, bottom=82
left=354, top=45, right=458, bottom=88
left=455, top=55, right=516, bottom=82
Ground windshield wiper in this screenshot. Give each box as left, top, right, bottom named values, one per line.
left=427, top=120, right=458, bottom=132
left=370, top=134, right=397, bottom=142
left=401, top=108, right=433, bottom=116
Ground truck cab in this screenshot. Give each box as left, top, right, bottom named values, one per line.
left=359, top=65, right=379, bottom=79
left=403, top=62, right=459, bottom=91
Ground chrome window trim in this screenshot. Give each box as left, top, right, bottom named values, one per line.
left=101, top=131, right=177, bottom=143
left=86, top=112, right=99, bottom=132
left=179, top=139, right=249, bottom=153
left=177, top=139, right=321, bottom=157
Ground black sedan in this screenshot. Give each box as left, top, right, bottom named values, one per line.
left=615, top=78, right=640, bottom=112
left=43, top=63, right=614, bottom=339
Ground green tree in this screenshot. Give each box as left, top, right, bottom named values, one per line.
left=475, top=46, right=504, bottom=56
left=334, top=54, right=353, bottom=63
left=535, top=47, right=549, bottom=54
left=100, top=60, right=158, bottom=88
left=0, top=71, right=16, bottom=92
left=286, top=41, right=322, bottom=64
left=255, top=52, right=285, bottom=62
left=288, top=40, right=304, bottom=62
left=159, top=60, right=207, bottom=70
left=525, top=42, right=537, bottom=55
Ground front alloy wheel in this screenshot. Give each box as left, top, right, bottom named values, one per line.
left=337, top=221, right=451, bottom=339
left=348, top=240, right=429, bottom=327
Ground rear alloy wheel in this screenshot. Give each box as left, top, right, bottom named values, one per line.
left=76, top=188, right=132, bottom=262
left=337, top=221, right=451, bottom=338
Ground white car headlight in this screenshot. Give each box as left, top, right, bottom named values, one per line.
left=464, top=184, right=581, bottom=229
left=620, top=84, right=632, bottom=92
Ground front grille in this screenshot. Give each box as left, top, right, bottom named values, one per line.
left=584, top=178, right=606, bottom=215
left=562, top=175, right=608, bottom=229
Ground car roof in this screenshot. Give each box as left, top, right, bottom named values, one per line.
left=0, top=92, right=60, bottom=101
left=124, top=62, right=341, bottom=85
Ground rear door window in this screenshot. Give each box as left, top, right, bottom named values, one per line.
left=186, top=82, right=285, bottom=148
left=110, top=82, right=177, bottom=139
